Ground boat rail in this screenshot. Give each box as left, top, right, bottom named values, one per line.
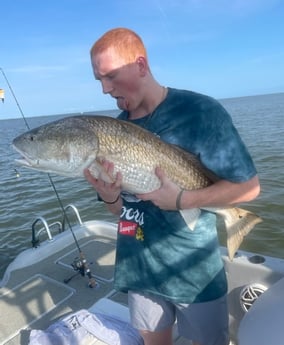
left=31, top=204, right=83, bottom=247
left=31, top=217, right=60, bottom=247
left=62, top=204, right=83, bottom=231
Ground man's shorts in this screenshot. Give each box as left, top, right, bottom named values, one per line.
left=128, top=291, right=229, bottom=345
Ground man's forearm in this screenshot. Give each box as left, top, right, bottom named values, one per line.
left=179, top=175, right=260, bottom=210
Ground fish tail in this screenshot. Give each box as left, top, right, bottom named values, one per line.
left=222, top=208, right=263, bottom=261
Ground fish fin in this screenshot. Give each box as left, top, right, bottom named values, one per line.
left=215, top=208, right=263, bottom=261
left=180, top=209, right=201, bottom=231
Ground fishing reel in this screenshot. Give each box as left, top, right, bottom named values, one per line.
left=64, top=256, right=97, bottom=288
left=71, top=257, right=86, bottom=276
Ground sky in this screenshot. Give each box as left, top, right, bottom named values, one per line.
left=0, top=0, right=284, bottom=119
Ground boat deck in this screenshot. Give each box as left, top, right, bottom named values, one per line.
left=1, top=232, right=119, bottom=344
left=0, top=222, right=201, bottom=345
left=4, top=216, right=283, bottom=345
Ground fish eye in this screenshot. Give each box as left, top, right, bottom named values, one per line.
left=30, top=135, right=34, bottom=141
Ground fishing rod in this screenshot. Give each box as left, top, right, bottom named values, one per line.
left=1, top=67, right=97, bottom=288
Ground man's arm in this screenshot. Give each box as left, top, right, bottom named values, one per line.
left=137, top=167, right=260, bottom=210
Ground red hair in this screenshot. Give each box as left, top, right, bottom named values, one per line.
left=90, top=28, right=148, bottom=63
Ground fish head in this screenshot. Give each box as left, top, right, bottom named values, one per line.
left=12, top=117, right=99, bottom=177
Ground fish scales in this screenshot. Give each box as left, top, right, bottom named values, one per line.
left=12, top=115, right=262, bottom=260
left=81, top=116, right=212, bottom=193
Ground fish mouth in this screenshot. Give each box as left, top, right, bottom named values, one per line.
left=15, top=158, right=35, bottom=168
left=12, top=144, right=37, bottom=168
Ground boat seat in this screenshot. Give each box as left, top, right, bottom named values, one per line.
left=238, top=276, right=284, bottom=345
left=89, top=298, right=131, bottom=323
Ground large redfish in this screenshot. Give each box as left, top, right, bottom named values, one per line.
left=12, top=115, right=262, bottom=260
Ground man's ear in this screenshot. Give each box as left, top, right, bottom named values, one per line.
left=136, top=56, right=148, bottom=76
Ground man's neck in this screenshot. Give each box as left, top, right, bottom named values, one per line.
left=128, top=85, right=167, bottom=120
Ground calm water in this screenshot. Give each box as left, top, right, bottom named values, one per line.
left=0, top=94, right=284, bottom=278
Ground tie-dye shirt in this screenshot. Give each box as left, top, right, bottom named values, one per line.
left=113, top=88, right=257, bottom=303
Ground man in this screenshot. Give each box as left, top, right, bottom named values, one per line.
left=85, top=28, right=260, bottom=345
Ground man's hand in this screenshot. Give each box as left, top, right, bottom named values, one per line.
left=137, top=167, right=181, bottom=210
left=84, top=160, right=122, bottom=204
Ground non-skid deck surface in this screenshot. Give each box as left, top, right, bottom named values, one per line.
left=0, top=274, right=74, bottom=345
left=56, top=239, right=116, bottom=282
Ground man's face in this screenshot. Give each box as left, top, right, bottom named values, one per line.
left=91, top=47, right=142, bottom=112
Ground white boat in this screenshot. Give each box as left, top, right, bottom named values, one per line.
left=1, top=204, right=283, bottom=345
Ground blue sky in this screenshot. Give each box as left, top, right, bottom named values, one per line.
left=1, top=0, right=283, bottom=119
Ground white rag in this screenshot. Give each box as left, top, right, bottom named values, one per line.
left=28, top=309, right=143, bottom=345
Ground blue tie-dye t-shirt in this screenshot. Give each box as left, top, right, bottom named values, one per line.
left=112, top=88, right=257, bottom=303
